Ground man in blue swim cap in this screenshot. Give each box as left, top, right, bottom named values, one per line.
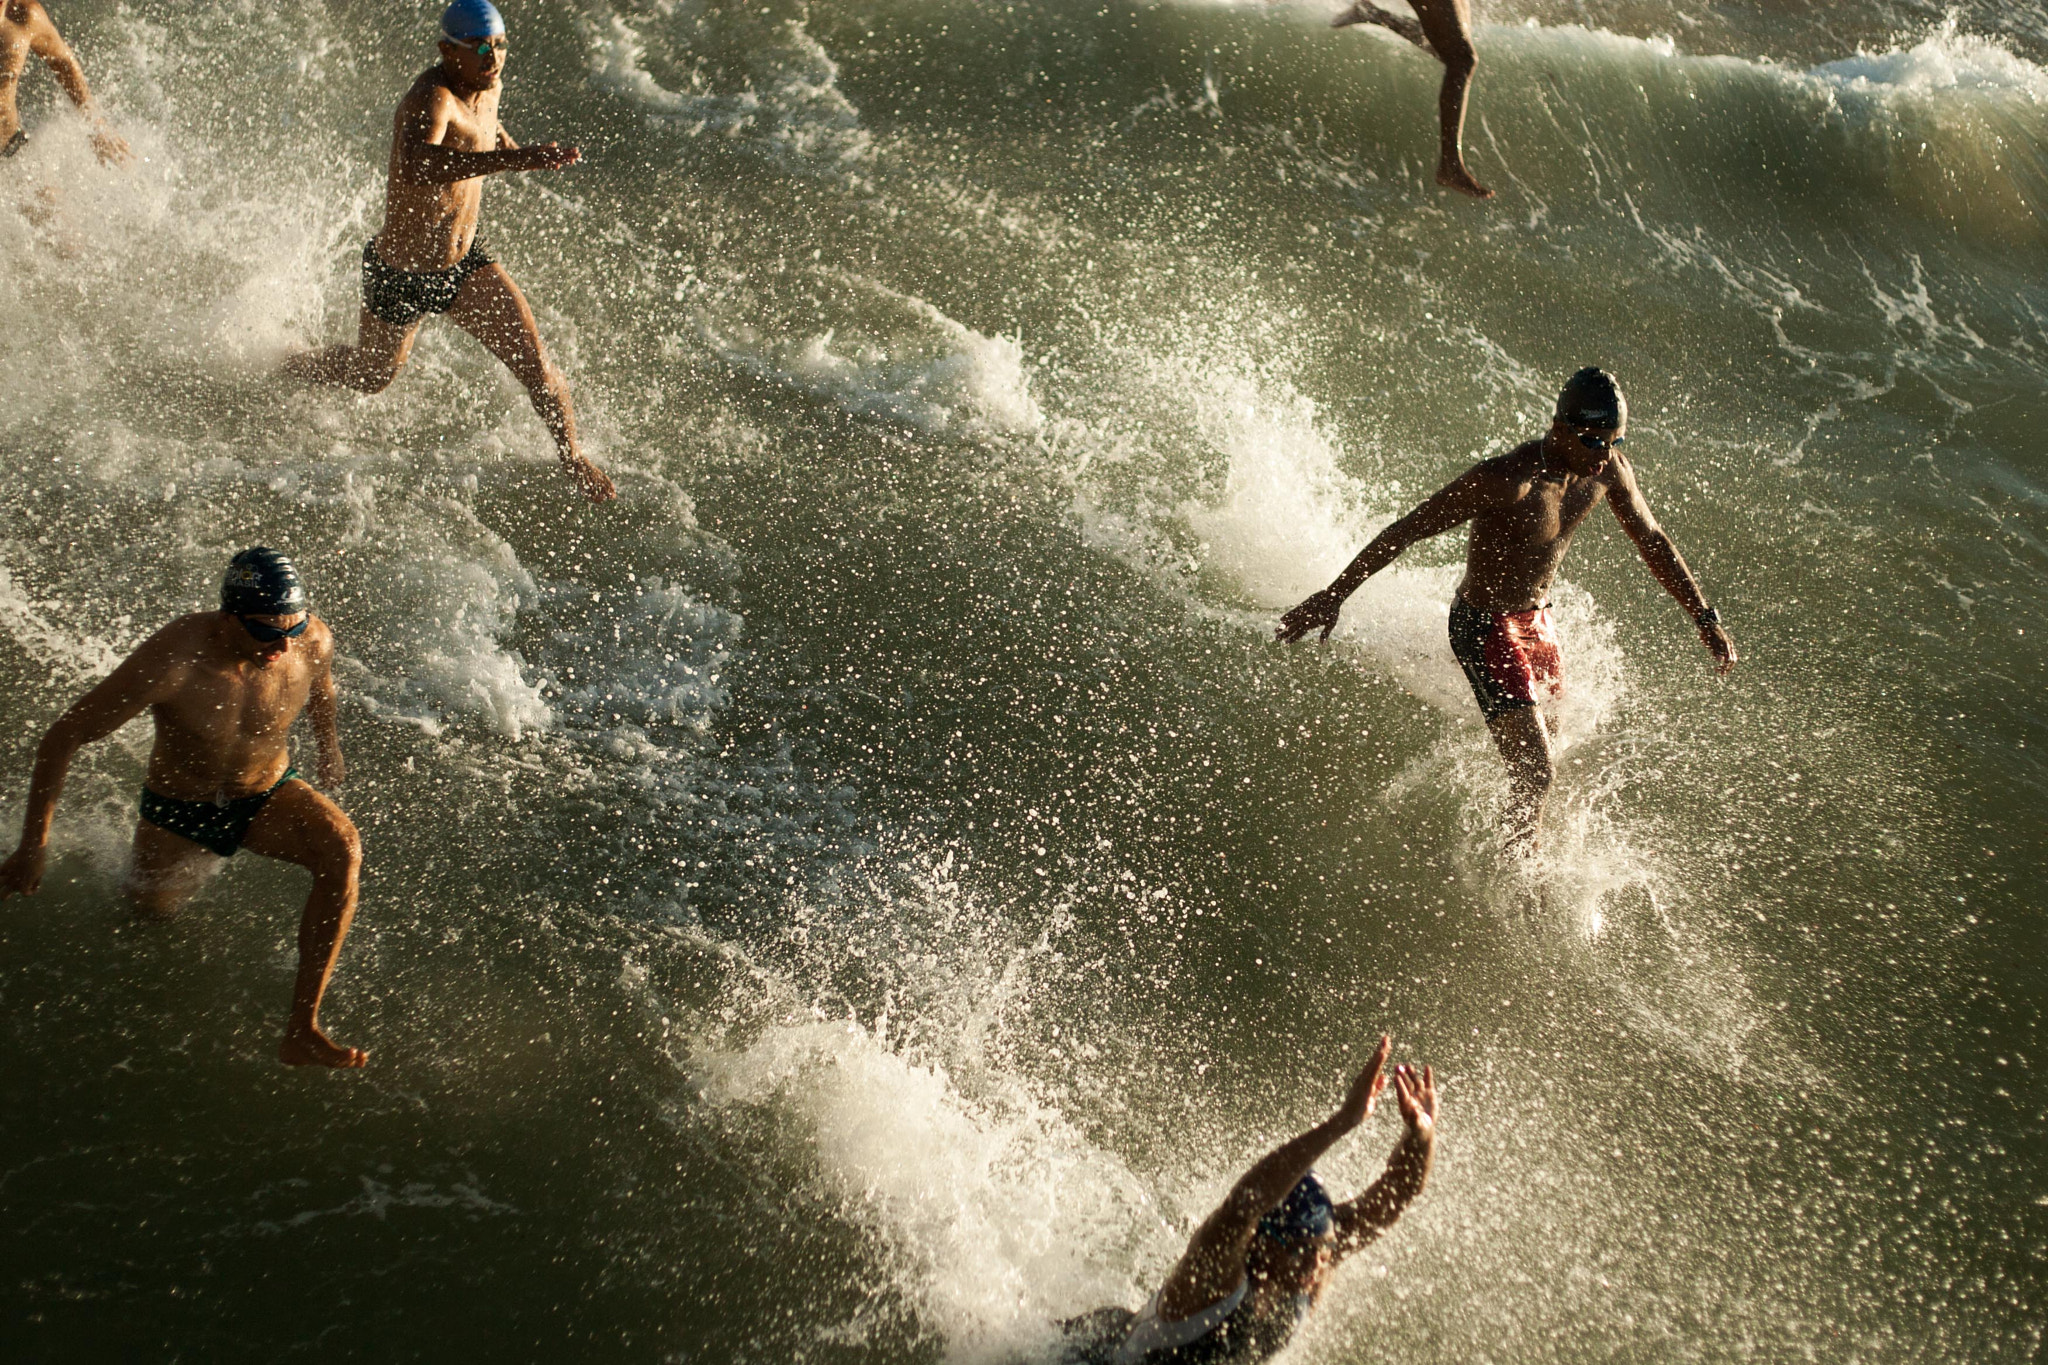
left=0, top=549, right=370, bottom=1069
left=0, top=0, right=131, bottom=166
left=1060, top=1035, right=1437, bottom=1364
left=1278, top=367, right=1738, bottom=851
left=284, top=0, right=616, bottom=504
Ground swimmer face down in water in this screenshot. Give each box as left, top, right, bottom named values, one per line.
left=281, top=0, right=615, bottom=505
left=1277, top=369, right=1738, bottom=852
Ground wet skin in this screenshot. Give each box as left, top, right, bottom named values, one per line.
left=0, top=610, right=367, bottom=1068
left=1152, top=1035, right=1437, bottom=1328
left=1277, top=420, right=1738, bottom=850
left=281, top=31, right=615, bottom=504
left=1330, top=0, right=1491, bottom=198
left=0, top=0, right=129, bottom=164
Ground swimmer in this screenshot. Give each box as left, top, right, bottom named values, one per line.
left=0, top=549, right=369, bottom=1069
left=1277, top=368, right=1738, bottom=851
left=283, top=0, right=615, bottom=504
left=1329, top=0, right=1491, bottom=199
left=1058, top=1034, right=1436, bottom=1365
left=0, top=0, right=131, bottom=165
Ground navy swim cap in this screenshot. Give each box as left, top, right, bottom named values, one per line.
left=441, top=0, right=506, bottom=42
left=1555, top=367, right=1627, bottom=430
left=221, top=547, right=308, bottom=617
left=1255, top=1172, right=1335, bottom=1250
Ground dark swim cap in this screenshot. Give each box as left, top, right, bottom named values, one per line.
left=441, top=0, right=506, bottom=42
left=1555, top=367, right=1627, bottom=429
left=1256, top=1172, right=1335, bottom=1250
left=221, top=547, right=308, bottom=617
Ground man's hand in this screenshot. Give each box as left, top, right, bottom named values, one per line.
left=0, top=843, right=49, bottom=900
left=89, top=124, right=131, bottom=166
left=1277, top=588, right=1344, bottom=644
left=516, top=142, right=581, bottom=172
left=318, top=750, right=347, bottom=790
left=1701, top=620, right=1738, bottom=675
left=1392, top=1062, right=1437, bottom=1140
left=1332, top=1034, right=1393, bottom=1130
left=564, top=453, right=617, bottom=503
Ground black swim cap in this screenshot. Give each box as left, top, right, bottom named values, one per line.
left=1555, top=367, right=1627, bottom=429
left=1255, top=1172, right=1335, bottom=1250
left=221, top=547, right=308, bottom=617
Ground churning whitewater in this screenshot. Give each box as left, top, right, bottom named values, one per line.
left=1, top=0, right=2042, bottom=1361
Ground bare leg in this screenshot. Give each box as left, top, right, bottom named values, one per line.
left=282, top=306, right=419, bottom=394
left=126, top=820, right=223, bottom=918
left=448, top=264, right=617, bottom=503
left=1484, top=706, right=1554, bottom=854
left=1405, top=0, right=1493, bottom=199
left=1332, top=1, right=1428, bottom=49
left=240, top=780, right=367, bottom=1069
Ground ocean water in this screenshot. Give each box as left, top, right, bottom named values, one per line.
left=0, top=0, right=2041, bottom=1359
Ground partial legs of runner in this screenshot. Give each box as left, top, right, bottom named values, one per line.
left=1407, top=0, right=1492, bottom=198
left=125, top=820, right=221, bottom=917
left=283, top=307, right=421, bottom=394
left=240, top=780, right=368, bottom=1069
left=448, top=263, right=616, bottom=502
left=1484, top=706, right=1553, bottom=852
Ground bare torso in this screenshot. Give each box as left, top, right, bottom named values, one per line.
left=140, top=614, right=333, bottom=801
left=377, top=67, right=501, bottom=270
left=1456, top=441, right=1619, bottom=612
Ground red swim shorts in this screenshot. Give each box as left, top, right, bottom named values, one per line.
left=1448, top=596, right=1563, bottom=721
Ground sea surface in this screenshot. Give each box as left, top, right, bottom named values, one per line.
left=1, top=1, right=2042, bottom=1360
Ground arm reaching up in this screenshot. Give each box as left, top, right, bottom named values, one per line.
left=1155, top=1036, right=1393, bottom=1320
left=1330, top=1063, right=1437, bottom=1260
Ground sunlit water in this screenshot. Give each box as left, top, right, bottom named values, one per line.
left=1, top=1, right=2041, bottom=1359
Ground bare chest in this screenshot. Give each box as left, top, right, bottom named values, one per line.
left=1488, top=476, right=1607, bottom=549
left=159, top=663, right=312, bottom=741
left=441, top=92, right=501, bottom=153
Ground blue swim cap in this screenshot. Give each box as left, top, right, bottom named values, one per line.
left=441, top=0, right=506, bottom=42
left=221, top=547, right=308, bottom=617
left=1255, top=1173, right=1334, bottom=1250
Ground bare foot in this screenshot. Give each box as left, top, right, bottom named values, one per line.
left=280, top=1023, right=368, bottom=1069
left=1332, top=2, right=1428, bottom=48
left=1437, top=160, right=1494, bottom=199
left=564, top=454, right=618, bottom=503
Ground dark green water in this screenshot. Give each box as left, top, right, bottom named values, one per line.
left=1, top=0, right=2041, bottom=1359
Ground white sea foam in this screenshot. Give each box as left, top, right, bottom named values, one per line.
left=698, top=269, right=1043, bottom=438
left=583, top=3, right=873, bottom=174
left=1810, top=27, right=2048, bottom=97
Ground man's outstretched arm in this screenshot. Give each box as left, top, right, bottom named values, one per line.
left=1605, top=455, right=1737, bottom=672
left=1330, top=1063, right=1437, bottom=1262
left=395, top=90, right=576, bottom=185
left=1155, top=1036, right=1393, bottom=1320
left=1277, top=464, right=1501, bottom=643
left=0, top=635, right=178, bottom=897
left=25, top=0, right=129, bottom=163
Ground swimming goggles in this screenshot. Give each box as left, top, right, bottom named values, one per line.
left=1576, top=432, right=1625, bottom=450
left=453, top=35, right=507, bottom=58
left=239, top=615, right=309, bottom=643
